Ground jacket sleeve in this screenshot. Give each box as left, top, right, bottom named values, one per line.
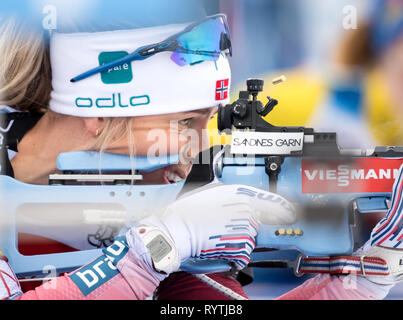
left=18, top=236, right=161, bottom=300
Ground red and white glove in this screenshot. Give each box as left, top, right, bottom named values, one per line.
left=0, top=251, right=22, bottom=300
left=139, top=183, right=296, bottom=271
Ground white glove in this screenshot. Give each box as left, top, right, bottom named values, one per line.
left=139, top=183, right=296, bottom=271
left=355, top=165, right=403, bottom=286
left=0, top=252, right=22, bottom=300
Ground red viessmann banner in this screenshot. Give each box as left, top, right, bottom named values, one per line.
left=301, top=158, right=403, bottom=194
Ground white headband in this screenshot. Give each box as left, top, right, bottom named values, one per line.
left=49, top=24, right=231, bottom=117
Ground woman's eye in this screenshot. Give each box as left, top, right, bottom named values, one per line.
left=179, top=118, right=192, bottom=126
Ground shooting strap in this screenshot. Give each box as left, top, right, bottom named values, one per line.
left=298, top=256, right=390, bottom=276
left=0, top=111, right=43, bottom=177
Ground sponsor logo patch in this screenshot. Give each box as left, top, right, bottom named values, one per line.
left=69, top=237, right=128, bottom=296
left=301, top=158, right=403, bottom=194
left=98, top=51, right=133, bottom=84
left=230, top=131, right=304, bottom=155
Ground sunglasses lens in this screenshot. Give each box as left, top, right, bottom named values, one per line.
left=170, top=16, right=231, bottom=66
left=71, top=16, right=232, bottom=82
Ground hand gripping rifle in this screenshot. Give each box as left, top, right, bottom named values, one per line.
left=180, top=78, right=403, bottom=275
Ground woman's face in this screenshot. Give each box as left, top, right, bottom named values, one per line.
left=379, top=33, right=403, bottom=110
left=102, top=106, right=218, bottom=184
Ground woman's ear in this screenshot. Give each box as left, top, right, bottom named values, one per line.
left=83, top=117, right=105, bottom=136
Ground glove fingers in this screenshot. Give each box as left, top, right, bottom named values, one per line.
left=250, top=192, right=296, bottom=225
left=198, top=213, right=257, bottom=270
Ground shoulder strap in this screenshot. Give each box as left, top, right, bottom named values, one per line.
left=1, top=112, right=43, bottom=151
left=0, top=111, right=43, bottom=177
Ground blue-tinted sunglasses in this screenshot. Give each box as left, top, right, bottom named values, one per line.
left=70, top=14, right=232, bottom=83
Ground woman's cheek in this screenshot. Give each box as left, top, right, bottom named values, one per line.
left=137, top=128, right=188, bottom=157
left=140, top=128, right=171, bottom=156
left=179, top=129, right=204, bottom=160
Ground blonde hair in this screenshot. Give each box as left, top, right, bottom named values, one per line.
left=0, top=17, right=136, bottom=165
left=0, top=17, right=51, bottom=112
left=94, top=117, right=136, bottom=158
left=94, top=117, right=136, bottom=177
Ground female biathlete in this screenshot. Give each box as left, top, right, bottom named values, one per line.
left=0, top=8, right=402, bottom=300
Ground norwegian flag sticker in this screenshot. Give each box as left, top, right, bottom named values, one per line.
left=215, top=79, right=229, bottom=100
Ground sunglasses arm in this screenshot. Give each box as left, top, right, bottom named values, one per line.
left=70, top=45, right=151, bottom=83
